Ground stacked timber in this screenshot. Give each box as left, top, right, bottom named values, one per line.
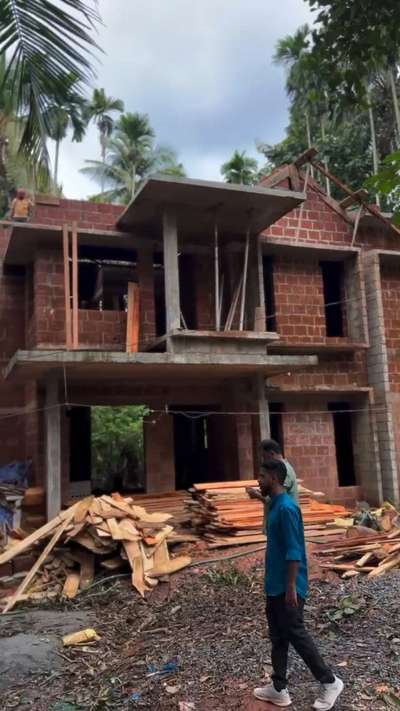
left=316, top=525, right=400, bottom=579
left=187, top=480, right=350, bottom=548
left=0, top=493, right=192, bottom=613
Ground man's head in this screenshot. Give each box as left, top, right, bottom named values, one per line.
left=261, top=438, right=283, bottom=463
left=16, top=189, right=26, bottom=199
left=258, top=459, right=287, bottom=497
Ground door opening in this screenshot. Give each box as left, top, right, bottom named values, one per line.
left=173, top=406, right=211, bottom=489
left=269, top=402, right=284, bottom=453
left=328, top=402, right=356, bottom=486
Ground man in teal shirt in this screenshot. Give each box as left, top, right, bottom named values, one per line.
left=247, top=439, right=298, bottom=532
left=253, top=460, right=343, bottom=710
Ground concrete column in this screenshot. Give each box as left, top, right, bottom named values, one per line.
left=163, top=210, right=180, bottom=332
left=45, top=376, right=62, bottom=520
left=255, top=373, right=270, bottom=441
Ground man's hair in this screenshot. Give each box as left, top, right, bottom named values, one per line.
left=261, top=459, right=287, bottom=485
left=261, top=438, right=282, bottom=455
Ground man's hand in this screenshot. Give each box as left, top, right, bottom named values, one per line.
left=285, top=585, right=298, bottom=608
left=246, top=486, right=263, bottom=502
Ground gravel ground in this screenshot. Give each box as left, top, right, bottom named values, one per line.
left=1, top=561, right=400, bottom=711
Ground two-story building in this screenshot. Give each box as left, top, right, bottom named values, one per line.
left=1, top=164, right=399, bottom=520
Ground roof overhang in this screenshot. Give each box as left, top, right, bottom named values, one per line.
left=1, top=222, right=138, bottom=267
left=117, top=175, right=305, bottom=237
left=4, top=350, right=318, bottom=385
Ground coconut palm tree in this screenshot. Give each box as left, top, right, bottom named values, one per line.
left=84, top=89, right=124, bottom=192
left=81, top=112, right=186, bottom=203
left=220, top=150, right=258, bottom=185
left=273, top=26, right=313, bottom=151
left=0, top=0, right=100, bottom=163
left=45, top=75, right=87, bottom=186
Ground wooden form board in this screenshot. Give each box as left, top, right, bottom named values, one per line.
left=62, top=222, right=79, bottom=349
left=62, top=224, right=72, bottom=349
left=126, top=282, right=140, bottom=352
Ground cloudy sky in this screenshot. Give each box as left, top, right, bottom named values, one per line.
left=56, top=0, right=312, bottom=199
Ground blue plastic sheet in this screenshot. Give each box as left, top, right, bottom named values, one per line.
left=0, top=460, right=31, bottom=486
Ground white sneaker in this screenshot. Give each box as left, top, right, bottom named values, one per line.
left=253, top=683, right=292, bottom=706
left=313, top=676, right=344, bottom=710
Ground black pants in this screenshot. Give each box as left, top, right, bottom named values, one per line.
left=266, top=594, right=335, bottom=691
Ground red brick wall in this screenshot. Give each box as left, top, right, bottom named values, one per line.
left=32, top=198, right=123, bottom=231
left=144, top=414, right=175, bottom=493
left=273, top=257, right=326, bottom=343
left=195, top=254, right=214, bottom=330
left=79, top=310, right=127, bottom=349
left=381, top=264, right=400, bottom=392
left=137, top=250, right=156, bottom=349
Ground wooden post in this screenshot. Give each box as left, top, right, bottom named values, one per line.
left=163, top=210, right=181, bottom=332
left=126, top=282, right=140, bottom=353
left=214, top=222, right=220, bottom=330
left=71, top=221, right=79, bottom=348
left=45, top=377, right=62, bottom=521
left=239, top=229, right=250, bottom=330
left=62, top=224, right=72, bottom=349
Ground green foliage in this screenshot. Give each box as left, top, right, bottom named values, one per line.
left=0, top=0, right=100, bottom=163
left=326, top=594, right=366, bottom=623
left=91, top=405, right=149, bottom=491
left=366, top=150, right=400, bottom=222
left=306, top=1, right=400, bottom=101
left=82, top=112, right=186, bottom=203
left=220, top=150, right=258, bottom=185
left=203, top=564, right=253, bottom=587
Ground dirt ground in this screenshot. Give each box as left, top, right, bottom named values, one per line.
left=1, top=555, right=399, bottom=711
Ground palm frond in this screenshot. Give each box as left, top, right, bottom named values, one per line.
left=0, top=0, right=101, bottom=161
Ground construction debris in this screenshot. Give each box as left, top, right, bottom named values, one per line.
left=63, top=628, right=101, bottom=646
left=0, top=493, right=193, bottom=612
left=317, top=521, right=400, bottom=579
left=186, top=480, right=350, bottom=548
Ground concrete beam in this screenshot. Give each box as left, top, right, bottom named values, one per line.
left=45, top=376, right=62, bottom=520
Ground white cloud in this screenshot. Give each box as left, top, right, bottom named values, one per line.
left=58, top=0, right=311, bottom=198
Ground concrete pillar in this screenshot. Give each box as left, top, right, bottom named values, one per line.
left=255, top=373, right=270, bottom=441
left=45, top=376, right=62, bottom=520
left=144, top=413, right=175, bottom=493
left=163, top=210, right=180, bottom=332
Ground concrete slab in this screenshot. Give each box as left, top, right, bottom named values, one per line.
left=4, top=349, right=318, bottom=384
left=117, top=174, right=305, bottom=237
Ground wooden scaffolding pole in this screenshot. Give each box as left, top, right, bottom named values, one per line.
left=239, top=228, right=250, bottom=331
left=214, top=222, right=220, bottom=330
left=62, top=223, right=72, bottom=349
left=71, top=221, right=79, bottom=349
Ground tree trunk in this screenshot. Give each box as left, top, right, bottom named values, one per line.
left=320, top=115, right=331, bottom=197
left=131, top=164, right=136, bottom=199
left=54, top=140, right=60, bottom=188
left=388, top=65, right=400, bottom=148
left=367, top=95, right=380, bottom=207
left=100, top=135, right=106, bottom=195
left=305, top=109, right=314, bottom=179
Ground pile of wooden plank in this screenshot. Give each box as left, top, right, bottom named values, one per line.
left=316, top=525, right=400, bottom=579
left=0, top=493, right=192, bottom=613
left=187, top=480, right=350, bottom=548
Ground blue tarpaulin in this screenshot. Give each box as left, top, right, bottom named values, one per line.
left=0, top=460, right=31, bottom=487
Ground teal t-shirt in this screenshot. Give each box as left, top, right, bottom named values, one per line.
left=264, top=492, right=308, bottom=598
left=262, top=459, right=298, bottom=533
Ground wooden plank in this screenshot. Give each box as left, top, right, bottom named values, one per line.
left=153, top=540, right=170, bottom=568
left=310, top=159, right=400, bottom=237
left=71, top=220, right=79, bottom=348
left=74, top=496, right=94, bottom=524
left=118, top=518, right=141, bottom=542
left=62, top=224, right=72, bottom=349
left=2, top=509, right=76, bottom=613
left=126, top=282, right=140, bottom=353
left=224, top=273, right=243, bottom=331
left=147, top=555, right=192, bottom=578
left=239, top=228, right=250, bottom=330
left=294, top=147, right=318, bottom=168
left=76, top=551, right=95, bottom=589
left=107, top=517, right=124, bottom=540
left=339, top=189, right=369, bottom=209
left=63, top=573, right=80, bottom=599
left=0, top=502, right=79, bottom=567
left=368, top=553, right=400, bottom=578
left=214, top=222, right=220, bottom=330
left=123, top=540, right=147, bottom=597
